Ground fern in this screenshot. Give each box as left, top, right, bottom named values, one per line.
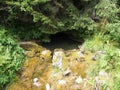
left=0, top=27, right=25, bottom=88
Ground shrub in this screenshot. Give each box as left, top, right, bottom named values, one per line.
left=0, top=27, right=25, bottom=88
left=84, top=36, right=120, bottom=90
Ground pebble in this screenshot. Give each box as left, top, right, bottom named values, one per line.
left=33, top=78, right=38, bottom=82
left=33, top=78, right=41, bottom=87
left=78, top=51, right=85, bottom=58
left=63, top=68, right=71, bottom=76
left=58, top=80, right=66, bottom=85
left=46, top=83, right=50, bottom=90
left=99, top=70, right=109, bottom=78
left=33, top=82, right=41, bottom=87
left=75, top=76, right=83, bottom=84
left=41, top=50, right=50, bottom=55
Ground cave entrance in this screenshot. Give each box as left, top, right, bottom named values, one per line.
left=41, top=32, right=83, bottom=50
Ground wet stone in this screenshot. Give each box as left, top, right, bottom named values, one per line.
left=7, top=42, right=104, bottom=90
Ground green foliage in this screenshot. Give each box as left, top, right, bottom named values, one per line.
left=95, top=0, right=119, bottom=21
left=96, top=45, right=120, bottom=90
left=83, top=35, right=104, bottom=52
left=84, top=36, right=120, bottom=90
left=0, top=27, right=25, bottom=88
left=7, top=23, right=42, bottom=40
left=0, top=0, right=120, bottom=89
left=95, top=0, right=120, bottom=44
left=0, top=0, right=99, bottom=41
left=114, top=75, right=120, bottom=90
left=0, top=0, right=119, bottom=42
left=95, top=45, right=120, bottom=70
left=104, top=22, right=120, bottom=44
left=2, top=0, right=64, bottom=41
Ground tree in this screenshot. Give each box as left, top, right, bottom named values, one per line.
left=0, top=0, right=119, bottom=42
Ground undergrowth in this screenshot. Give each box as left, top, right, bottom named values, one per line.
left=0, top=26, right=25, bottom=89
left=84, top=34, right=120, bottom=90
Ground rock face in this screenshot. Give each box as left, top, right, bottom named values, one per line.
left=7, top=42, right=109, bottom=90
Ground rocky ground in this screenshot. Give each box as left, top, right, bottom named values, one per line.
left=7, top=42, right=110, bottom=90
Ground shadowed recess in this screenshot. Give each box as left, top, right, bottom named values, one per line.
left=40, top=33, right=83, bottom=50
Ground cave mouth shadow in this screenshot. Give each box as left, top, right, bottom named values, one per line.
left=41, top=32, right=83, bottom=51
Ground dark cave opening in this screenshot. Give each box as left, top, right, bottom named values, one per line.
left=40, top=32, right=83, bottom=50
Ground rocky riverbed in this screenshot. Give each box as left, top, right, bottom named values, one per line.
left=7, top=42, right=110, bottom=90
